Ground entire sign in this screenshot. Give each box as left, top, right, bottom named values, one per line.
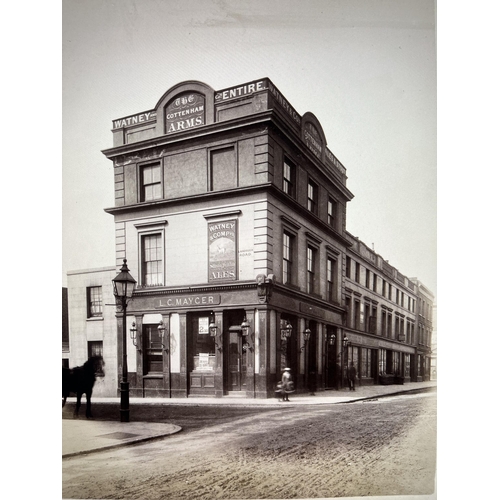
left=208, top=219, right=237, bottom=282
left=165, top=93, right=205, bottom=133
left=215, top=79, right=302, bottom=127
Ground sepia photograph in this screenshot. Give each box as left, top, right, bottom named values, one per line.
left=59, top=1, right=442, bottom=499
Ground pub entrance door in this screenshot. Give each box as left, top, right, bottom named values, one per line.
left=226, top=327, right=247, bottom=392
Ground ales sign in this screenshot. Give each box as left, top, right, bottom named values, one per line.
left=208, top=220, right=237, bottom=282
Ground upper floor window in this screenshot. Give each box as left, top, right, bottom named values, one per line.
left=327, top=257, right=337, bottom=302
left=140, top=163, right=162, bottom=202
left=283, top=159, right=296, bottom=198
left=354, top=300, right=361, bottom=330
left=306, top=245, right=318, bottom=294
left=355, top=262, right=360, bottom=283
left=327, top=198, right=337, bottom=227
left=365, top=269, right=370, bottom=288
left=345, top=296, right=352, bottom=328
left=87, top=286, right=102, bottom=318
left=141, top=233, right=163, bottom=286
left=210, top=147, right=236, bottom=191
left=373, top=273, right=378, bottom=293
left=307, top=179, right=318, bottom=215
left=283, top=231, right=295, bottom=285
left=346, top=256, right=351, bottom=279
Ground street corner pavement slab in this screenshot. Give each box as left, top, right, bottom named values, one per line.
left=62, top=419, right=182, bottom=458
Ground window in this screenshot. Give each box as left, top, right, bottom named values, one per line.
left=346, top=256, right=351, bottom=279
left=283, top=231, right=295, bottom=285
left=140, top=163, right=162, bottom=202
left=307, top=179, right=318, bottom=215
left=306, top=245, right=317, bottom=294
left=87, top=286, right=102, bottom=318
left=327, top=198, right=337, bottom=227
left=396, top=289, right=400, bottom=305
left=369, top=306, right=377, bottom=334
left=144, top=324, right=163, bottom=375
left=210, top=147, right=236, bottom=191
left=361, top=348, right=373, bottom=378
left=141, top=234, right=163, bottom=286
left=354, top=300, right=361, bottom=330
left=345, top=296, right=352, bottom=328
left=373, top=273, right=377, bottom=293
left=355, top=262, right=360, bottom=283
left=382, top=279, right=386, bottom=297
left=327, top=257, right=337, bottom=302
left=388, top=283, right=392, bottom=301
left=365, top=268, right=370, bottom=288
left=381, top=310, right=387, bottom=337
left=88, top=341, right=104, bottom=376
left=283, top=159, right=296, bottom=197
left=387, top=314, right=393, bottom=338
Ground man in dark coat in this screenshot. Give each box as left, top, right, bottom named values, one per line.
left=348, top=362, right=357, bottom=391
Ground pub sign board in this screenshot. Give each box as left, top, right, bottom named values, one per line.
left=165, top=92, right=205, bottom=134
left=208, top=219, right=237, bottom=282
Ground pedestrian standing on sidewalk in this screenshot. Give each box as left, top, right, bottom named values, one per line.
left=348, top=362, right=357, bottom=391
left=280, top=367, right=294, bottom=401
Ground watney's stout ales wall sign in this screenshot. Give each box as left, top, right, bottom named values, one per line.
left=208, top=219, right=237, bottom=282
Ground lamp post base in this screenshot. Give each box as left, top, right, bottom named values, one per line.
left=120, top=381, right=130, bottom=422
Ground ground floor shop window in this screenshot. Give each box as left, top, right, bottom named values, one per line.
left=394, top=352, right=401, bottom=375
left=379, top=348, right=387, bottom=375
left=88, top=341, right=104, bottom=376
left=144, top=324, right=163, bottom=375
left=404, top=354, right=411, bottom=377
left=360, top=348, right=373, bottom=378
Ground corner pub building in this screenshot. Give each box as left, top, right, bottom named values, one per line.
left=76, top=77, right=433, bottom=399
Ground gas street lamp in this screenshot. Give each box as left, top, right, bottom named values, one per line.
left=112, top=259, right=137, bottom=422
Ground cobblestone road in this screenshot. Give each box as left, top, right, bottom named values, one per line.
left=62, top=391, right=436, bottom=499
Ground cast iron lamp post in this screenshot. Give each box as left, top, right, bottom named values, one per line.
left=301, top=326, right=312, bottom=392
left=342, top=333, right=349, bottom=389
left=112, top=259, right=137, bottom=422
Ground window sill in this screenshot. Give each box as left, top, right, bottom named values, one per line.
left=87, top=317, right=104, bottom=322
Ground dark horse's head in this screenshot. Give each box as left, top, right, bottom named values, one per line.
left=84, top=356, right=105, bottom=378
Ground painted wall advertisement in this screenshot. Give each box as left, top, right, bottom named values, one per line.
left=208, top=219, right=237, bottom=282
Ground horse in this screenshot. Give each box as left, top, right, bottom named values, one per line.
left=62, top=356, right=104, bottom=418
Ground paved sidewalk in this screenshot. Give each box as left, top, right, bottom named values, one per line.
left=62, top=380, right=436, bottom=458
left=62, top=420, right=182, bottom=458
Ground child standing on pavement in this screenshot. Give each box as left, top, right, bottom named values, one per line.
left=280, top=367, right=294, bottom=401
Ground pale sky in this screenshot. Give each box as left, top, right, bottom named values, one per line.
left=62, top=0, right=437, bottom=296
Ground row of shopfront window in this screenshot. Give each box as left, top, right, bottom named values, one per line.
left=114, top=308, right=429, bottom=398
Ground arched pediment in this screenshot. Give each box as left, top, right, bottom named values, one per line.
left=301, top=111, right=327, bottom=162
left=155, top=81, right=216, bottom=135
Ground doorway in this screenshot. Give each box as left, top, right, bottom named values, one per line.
left=225, top=326, right=247, bottom=392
